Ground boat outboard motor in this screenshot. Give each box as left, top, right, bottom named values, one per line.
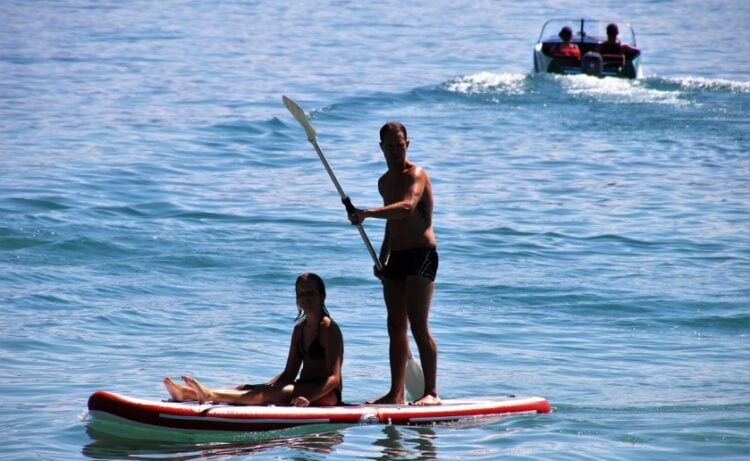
left=582, top=52, right=603, bottom=76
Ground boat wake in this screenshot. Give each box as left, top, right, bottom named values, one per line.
left=442, top=72, right=529, bottom=95
left=557, top=74, right=685, bottom=105
left=650, top=76, right=750, bottom=94
left=439, top=70, right=749, bottom=107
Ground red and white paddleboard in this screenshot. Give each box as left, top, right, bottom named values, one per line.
left=86, top=390, right=551, bottom=441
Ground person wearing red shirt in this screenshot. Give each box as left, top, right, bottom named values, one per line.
left=551, top=26, right=581, bottom=59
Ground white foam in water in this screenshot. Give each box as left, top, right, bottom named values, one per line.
left=560, top=74, right=687, bottom=106
left=668, top=76, right=750, bottom=93
left=444, top=72, right=527, bottom=95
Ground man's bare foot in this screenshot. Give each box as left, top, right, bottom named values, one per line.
left=410, top=393, right=441, bottom=406
left=366, top=392, right=406, bottom=405
left=163, top=377, right=196, bottom=402
left=181, top=375, right=213, bottom=403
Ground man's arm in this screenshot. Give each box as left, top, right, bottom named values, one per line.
left=350, top=168, right=426, bottom=223
left=622, top=43, right=640, bottom=58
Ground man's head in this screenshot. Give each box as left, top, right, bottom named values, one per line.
left=380, top=122, right=410, bottom=168
left=380, top=122, right=407, bottom=142
left=559, top=26, right=573, bottom=42
left=607, top=23, right=619, bottom=39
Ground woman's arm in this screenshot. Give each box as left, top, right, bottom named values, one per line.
left=294, top=320, right=343, bottom=405
left=270, top=324, right=303, bottom=386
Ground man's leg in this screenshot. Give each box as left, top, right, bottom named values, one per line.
left=405, top=276, right=440, bottom=405
left=371, top=278, right=409, bottom=404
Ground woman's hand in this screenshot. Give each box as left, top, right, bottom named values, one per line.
left=291, top=396, right=310, bottom=407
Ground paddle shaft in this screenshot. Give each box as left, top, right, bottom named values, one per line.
left=307, top=137, right=383, bottom=272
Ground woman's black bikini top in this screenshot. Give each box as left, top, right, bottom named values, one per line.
left=299, top=321, right=326, bottom=360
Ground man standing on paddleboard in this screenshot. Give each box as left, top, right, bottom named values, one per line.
left=348, top=122, right=440, bottom=406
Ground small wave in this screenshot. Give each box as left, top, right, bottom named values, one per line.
left=54, top=237, right=129, bottom=257
left=173, top=211, right=244, bottom=221
left=5, top=197, right=71, bottom=213
left=442, top=72, right=529, bottom=95
left=0, top=226, right=54, bottom=251
left=123, top=201, right=185, bottom=219
left=559, top=401, right=750, bottom=413
left=90, top=205, right=146, bottom=218
left=669, top=313, right=750, bottom=332
left=0, top=235, right=51, bottom=251
left=471, top=226, right=536, bottom=237
left=211, top=117, right=287, bottom=135
left=656, top=76, right=750, bottom=93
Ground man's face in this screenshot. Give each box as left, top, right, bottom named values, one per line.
left=380, top=130, right=409, bottom=168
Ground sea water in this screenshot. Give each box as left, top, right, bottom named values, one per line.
left=1, top=0, right=748, bottom=459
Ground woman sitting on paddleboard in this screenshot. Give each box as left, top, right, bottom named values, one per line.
left=163, top=272, right=344, bottom=407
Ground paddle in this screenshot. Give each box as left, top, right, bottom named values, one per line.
left=282, top=95, right=425, bottom=400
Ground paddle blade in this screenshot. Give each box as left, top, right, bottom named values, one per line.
left=405, top=354, right=425, bottom=401
left=282, top=95, right=317, bottom=141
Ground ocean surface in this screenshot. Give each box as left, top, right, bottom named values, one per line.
left=1, top=0, right=749, bottom=459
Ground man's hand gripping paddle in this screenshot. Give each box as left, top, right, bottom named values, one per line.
left=282, top=95, right=425, bottom=400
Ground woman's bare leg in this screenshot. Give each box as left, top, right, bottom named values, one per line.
left=182, top=375, right=289, bottom=405
left=163, top=377, right=198, bottom=401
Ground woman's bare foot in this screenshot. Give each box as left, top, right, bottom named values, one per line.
left=181, top=375, right=213, bottom=403
left=163, top=377, right=196, bottom=402
left=410, top=393, right=441, bottom=406
left=366, top=391, right=406, bottom=405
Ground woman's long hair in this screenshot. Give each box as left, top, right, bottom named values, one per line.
left=295, top=272, right=330, bottom=322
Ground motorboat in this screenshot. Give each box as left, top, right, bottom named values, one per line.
left=533, top=19, right=642, bottom=79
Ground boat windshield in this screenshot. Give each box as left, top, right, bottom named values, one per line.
left=538, top=19, right=637, bottom=46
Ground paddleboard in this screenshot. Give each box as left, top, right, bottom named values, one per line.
left=86, top=390, right=551, bottom=441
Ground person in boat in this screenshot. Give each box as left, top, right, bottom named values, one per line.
left=163, top=272, right=344, bottom=407
left=598, top=23, right=639, bottom=58
left=347, top=122, right=440, bottom=406
left=550, top=26, right=581, bottom=59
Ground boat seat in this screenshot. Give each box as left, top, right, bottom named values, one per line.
left=552, top=57, right=581, bottom=67
left=602, top=54, right=625, bottom=71
left=547, top=56, right=581, bottom=74
left=577, top=43, right=600, bottom=56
